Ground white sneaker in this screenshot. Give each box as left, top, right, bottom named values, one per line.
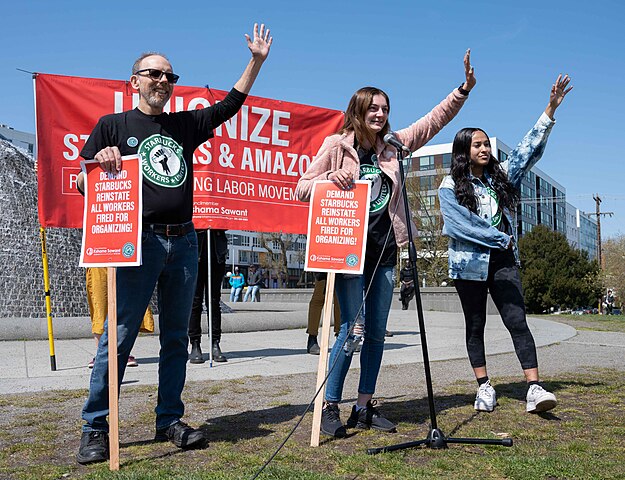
left=526, top=384, right=557, bottom=413
left=474, top=380, right=497, bottom=412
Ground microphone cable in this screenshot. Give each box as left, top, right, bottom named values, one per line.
left=250, top=147, right=413, bottom=479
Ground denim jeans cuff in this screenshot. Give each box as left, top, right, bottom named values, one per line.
left=82, top=424, right=108, bottom=434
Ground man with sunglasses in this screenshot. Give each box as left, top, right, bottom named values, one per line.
left=77, top=23, right=272, bottom=465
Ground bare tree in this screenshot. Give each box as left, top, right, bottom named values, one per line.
left=602, top=235, right=625, bottom=309
left=258, top=232, right=305, bottom=287
left=403, top=167, right=449, bottom=286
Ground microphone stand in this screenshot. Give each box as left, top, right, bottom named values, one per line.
left=367, top=146, right=513, bottom=454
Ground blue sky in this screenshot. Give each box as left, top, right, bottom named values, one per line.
left=3, top=0, right=623, bottom=237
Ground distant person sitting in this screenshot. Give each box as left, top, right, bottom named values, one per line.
left=229, top=267, right=245, bottom=302
left=244, top=264, right=262, bottom=302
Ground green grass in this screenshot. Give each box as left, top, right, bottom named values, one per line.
left=0, top=368, right=623, bottom=479
left=536, top=313, right=625, bottom=332
left=1, top=317, right=624, bottom=480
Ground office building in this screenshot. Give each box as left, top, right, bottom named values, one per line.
left=408, top=137, right=597, bottom=260
left=0, top=124, right=36, bottom=157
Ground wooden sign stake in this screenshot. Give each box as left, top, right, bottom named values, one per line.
left=107, top=267, right=120, bottom=471
left=310, top=272, right=336, bottom=447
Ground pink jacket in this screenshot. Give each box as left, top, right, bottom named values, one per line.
left=295, top=88, right=468, bottom=246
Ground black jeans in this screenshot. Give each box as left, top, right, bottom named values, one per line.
left=399, top=281, right=415, bottom=308
left=188, top=230, right=226, bottom=344
left=454, top=248, right=538, bottom=370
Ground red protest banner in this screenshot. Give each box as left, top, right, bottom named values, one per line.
left=35, top=73, right=344, bottom=233
left=79, top=156, right=142, bottom=266
left=304, top=181, right=370, bottom=274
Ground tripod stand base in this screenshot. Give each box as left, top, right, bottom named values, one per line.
left=366, top=428, right=512, bottom=455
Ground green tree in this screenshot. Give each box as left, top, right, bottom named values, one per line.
left=518, top=225, right=601, bottom=313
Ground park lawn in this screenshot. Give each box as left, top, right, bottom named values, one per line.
left=0, top=368, right=623, bottom=480
left=537, top=313, right=625, bottom=333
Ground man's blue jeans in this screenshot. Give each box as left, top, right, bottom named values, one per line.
left=325, top=264, right=394, bottom=403
left=244, top=285, right=260, bottom=302
left=81, top=227, right=198, bottom=432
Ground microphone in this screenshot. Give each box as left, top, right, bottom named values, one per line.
left=383, top=133, right=411, bottom=154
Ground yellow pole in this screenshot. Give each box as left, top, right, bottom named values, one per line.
left=39, top=227, right=56, bottom=371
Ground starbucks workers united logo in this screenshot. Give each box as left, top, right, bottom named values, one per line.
left=360, top=162, right=391, bottom=213
left=485, top=186, right=502, bottom=227
left=138, top=134, right=187, bottom=188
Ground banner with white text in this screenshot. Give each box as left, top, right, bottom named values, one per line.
left=35, top=73, right=344, bottom=233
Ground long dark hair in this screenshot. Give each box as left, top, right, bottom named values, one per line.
left=450, top=128, right=519, bottom=213
left=339, top=87, right=391, bottom=148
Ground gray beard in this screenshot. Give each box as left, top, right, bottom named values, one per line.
left=142, top=89, right=170, bottom=109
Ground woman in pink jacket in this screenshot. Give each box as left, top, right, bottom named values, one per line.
left=296, top=51, right=476, bottom=438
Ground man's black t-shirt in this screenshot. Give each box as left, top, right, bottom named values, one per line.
left=81, top=88, right=247, bottom=225
left=358, top=146, right=397, bottom=266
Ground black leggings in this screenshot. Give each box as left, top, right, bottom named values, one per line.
left=454, top=248, right=538, bottom=370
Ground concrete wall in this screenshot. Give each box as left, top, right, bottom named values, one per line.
left=246, top=287, right=497, bottom=314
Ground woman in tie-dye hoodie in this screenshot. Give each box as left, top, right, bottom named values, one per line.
left=438, top=75, right=572, bottom=415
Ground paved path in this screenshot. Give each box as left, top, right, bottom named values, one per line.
left=0, top=304, right=583, bottom=394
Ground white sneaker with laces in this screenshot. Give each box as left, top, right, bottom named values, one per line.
left=474, top=380, right=497, bottom=412
left=526, top=384, right=557, bottom=413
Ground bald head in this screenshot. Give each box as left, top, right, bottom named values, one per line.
left=132, top=52, right=172, bottom=74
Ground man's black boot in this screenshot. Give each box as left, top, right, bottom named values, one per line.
left=76, top=431, right=109, bottom=465
left=189, top=340, right=205, bottom=364
left=212, top=342, right=227, bottom=362
left=154, top=421, right=208, bottom=449
left=307, top=335, right=320, bottom=355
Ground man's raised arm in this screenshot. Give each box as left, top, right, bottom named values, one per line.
left=233, top=23, right=273, bottom=94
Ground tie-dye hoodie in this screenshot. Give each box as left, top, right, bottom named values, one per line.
left=438, top=112, right=555, bottom=280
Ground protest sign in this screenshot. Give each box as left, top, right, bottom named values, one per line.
left=304, top=181, right=370, bottom=274
left=79, top=156, right=142, bottom=267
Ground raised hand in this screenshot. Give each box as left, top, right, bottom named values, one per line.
left=245, top=23, right=273, bottom=61
left=545, top=74, right=573, bottom=119
left=462, top=49, right=476, bottom=92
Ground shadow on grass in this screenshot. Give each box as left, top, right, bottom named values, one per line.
left=200, top=402, right=310, bottom=443
left=122, top=378, right=608, bottom=450
left=117, top=405, right=308, bottom=448
left=119, top=444, right=192, bottom=466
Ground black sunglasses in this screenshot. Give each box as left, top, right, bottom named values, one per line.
left=134, top=68, right=180, bottom=84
